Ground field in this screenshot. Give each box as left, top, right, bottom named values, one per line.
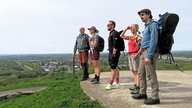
left=0, top=51, right=191, bottom=108
left=0, top=55, right=103, bottom=108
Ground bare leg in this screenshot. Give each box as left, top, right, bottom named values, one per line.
left=110, top=69, right=117, bottom=84
left=95, top=60, right=100, bottom=76
left=134, top=71, right=140, bottom=86
left=116, top=67, right=119, bottom=79
left=92, top=61, right=97, bottom=75
left=132, top=71, right=137, bottom=84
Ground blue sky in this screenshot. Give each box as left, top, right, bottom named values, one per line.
left=0, top=0, right=191, bottom=54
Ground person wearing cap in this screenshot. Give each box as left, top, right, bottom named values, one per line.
left=73, top=27, right=90, bottom=81
left=88, top=26, right=101, bottom=84
left=132, top=9, right=160, bottom=105
left=105, top=20, right=121, bottom=90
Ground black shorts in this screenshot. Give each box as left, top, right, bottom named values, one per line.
left=108, top=52, right=121, bottom=69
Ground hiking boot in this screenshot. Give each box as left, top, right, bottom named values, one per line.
left=144, top=98, right=160, bottom=105
left=92, top=80, right=100, bottom=84
left=131, top=88, right=140, bottom=94
left=81, top=78, right=88, bottom=81
left=129, top=84, right=136, bottom=91
left=105, top=84, right=112, bottom=90
left=132, top=94, right=148, bottom=100
left=112, top=82, right=120, bottom=88
left=90, top=78, right=96, bottom=82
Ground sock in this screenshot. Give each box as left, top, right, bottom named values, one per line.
left=116, top=78, right=119, bottom=84
left=96, top=76, right=100, bottom=81
left=110, top=80, right=114, bottom=85
left=95, top=74, right=97, bottom=79
left=136, top=85, right=140, bottom=89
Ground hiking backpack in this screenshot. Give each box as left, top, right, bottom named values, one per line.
left=97, top=36, right=105, bottom=52
left=149, top=12, right=181, bottom=71
left=149, top=12, right=179, bottom=54
left=116, top=30, right=125, bottom=51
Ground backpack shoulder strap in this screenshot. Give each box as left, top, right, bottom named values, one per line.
left=148, top=20, right=157, bottom=33
left=135, top=35, right=142, bottom=43
left=84, top=34, right=89, bottom=39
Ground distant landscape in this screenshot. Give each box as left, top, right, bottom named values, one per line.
left=0, top=51, right=191, bottom=108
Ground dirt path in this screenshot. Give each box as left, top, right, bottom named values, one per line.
left=81, top=71, right=192, bottom=108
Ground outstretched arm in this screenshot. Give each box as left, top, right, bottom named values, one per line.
left=120, top=26, right=131, bottom=40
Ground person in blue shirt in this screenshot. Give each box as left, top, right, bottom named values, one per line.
left=88, top=26, right=101, bottom=84
left=132, top=9, right=160, bottom=105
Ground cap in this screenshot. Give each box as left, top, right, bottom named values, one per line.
left=88, top=26, right=96, bottom=30
left=138, top=9, right=151, bottom=15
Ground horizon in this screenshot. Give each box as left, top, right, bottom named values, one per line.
left=0, top=50, right=191, bottom=56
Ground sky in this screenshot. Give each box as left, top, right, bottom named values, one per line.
left=0, top=0, right=191, bottom=54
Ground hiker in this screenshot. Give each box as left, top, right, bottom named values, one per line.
left=120, top=24, right=142, bottom=94
left=88, top=26, right=101, bottom=84
left=73, top=27, right=90, bottom=81
left=105, top=20, right=121, bottom=90
left=132, top=9, right=160, bottom=105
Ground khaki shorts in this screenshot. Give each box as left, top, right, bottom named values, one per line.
left=128, top=53, right=140, bottom=71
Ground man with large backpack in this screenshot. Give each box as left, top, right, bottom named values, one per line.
left=73, top=27, right=90, bottom=81
left=105, top=20, right=124, bottom=90
left=132, top=9, right=160, bottom=105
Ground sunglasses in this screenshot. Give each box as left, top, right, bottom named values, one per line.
left=107, top=24, right=112, bottom=26
left=140, top=13, right=146, bottom=16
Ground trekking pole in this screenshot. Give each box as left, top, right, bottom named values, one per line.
left=72, top=55, right=76, bottom=76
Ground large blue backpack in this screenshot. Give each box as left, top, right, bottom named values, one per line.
left=157, top=12, right=179, bottom=54
left=149, top=12, right=182, bottom=71
left=149, top=12, right=179, bottom=54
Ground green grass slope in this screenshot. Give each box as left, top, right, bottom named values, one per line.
left=0, top=72, right=103, bottom=108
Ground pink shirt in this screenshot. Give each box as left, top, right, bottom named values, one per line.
left=128, top=36, right=139, bottom=54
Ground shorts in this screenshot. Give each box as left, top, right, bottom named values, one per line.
left=128, top=53, right=140, bottom=71
left=108, top=52, right=120, bottom=69
left=78, top=51, right=88, bottom=63
left=90, top=49, right=100, bottom=60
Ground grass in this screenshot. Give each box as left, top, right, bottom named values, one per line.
left=0, top=71, right=103, bottom=108
left=156, top=59, right=192, bottom=71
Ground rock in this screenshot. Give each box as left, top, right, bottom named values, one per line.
left=0, top=87, right=47, bottom=100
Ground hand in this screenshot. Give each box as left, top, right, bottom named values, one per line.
left=126, top=26, right=131, bottom=30
left=113, top=54, right=116, bottom=57
left=112, top=55, right=116, bottom=64
left=132, top=55, right=137, bottom=59
left=144, top=58, right=151, bottom=64
left=89, top=37, right=92, bottom=41
left=72, top=53, right=76, bottom=57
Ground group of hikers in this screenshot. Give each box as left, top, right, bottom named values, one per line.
left=73, top=9, right=160, bottom=105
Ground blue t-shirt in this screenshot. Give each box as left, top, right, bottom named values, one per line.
left=141, top=19, right=158, bottom=59
left=90, top=34, right=99, bottom=50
